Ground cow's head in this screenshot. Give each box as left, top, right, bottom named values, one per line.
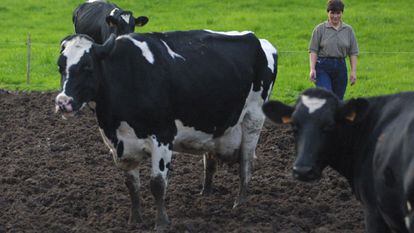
left=56, top=34, right=116, bottom=117
left=106, top=8, right=148, bottom=35
left=262, top=88, right=369, bottom=181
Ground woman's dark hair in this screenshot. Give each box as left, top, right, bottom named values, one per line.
left=327, top=0, right=345, bottom=12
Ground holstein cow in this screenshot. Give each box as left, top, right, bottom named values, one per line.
left=73, top=0, right=148, bottom=44
left=55, top=30, right=277, bottom=229
left=262, top=88, right=414, bottom=233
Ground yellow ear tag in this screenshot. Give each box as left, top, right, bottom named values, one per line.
left=282, top=116, right=292, bottom=124
left=345, top=111, right=356, bottom=122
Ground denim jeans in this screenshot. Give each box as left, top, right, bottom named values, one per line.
left=315, top=57, right=348, bottom=100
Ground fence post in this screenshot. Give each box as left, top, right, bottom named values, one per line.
left=26, top=33, right=31, bottom=85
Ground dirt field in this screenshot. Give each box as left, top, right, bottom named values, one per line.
left=0, top=91, right=365, bottom=233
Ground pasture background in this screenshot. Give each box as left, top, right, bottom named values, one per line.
left=0, top=0, right=413, bottom=103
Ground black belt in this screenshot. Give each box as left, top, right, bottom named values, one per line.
left=319, top=57, right=345, bottom=60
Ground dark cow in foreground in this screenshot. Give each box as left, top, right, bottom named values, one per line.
left=73, top=0, right=148, bottom=44
left=263, top=88, right=414, bottom=233
left=55, top=30, right=277, bottom=229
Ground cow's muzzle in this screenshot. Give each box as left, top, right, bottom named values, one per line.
left=55, top=94, right=74, bottom=115
left=292, top=165, right=321, bottom=182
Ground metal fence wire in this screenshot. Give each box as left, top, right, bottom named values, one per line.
left=1, top=37, right=414, bottom=89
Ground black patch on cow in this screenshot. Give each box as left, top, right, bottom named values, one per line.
left=166, top=162, right=172, bottom=171
left=159, top=159, right=165, bottom=172
left=384, top=166, right=396, bottom=187
left=150, top=175, right=165, bottom=200
left=57, top=55, right=68, bottom=88
left=117, top=141, right=124, bottom=158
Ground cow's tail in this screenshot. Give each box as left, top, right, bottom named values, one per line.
left=256, top=38, right=278, bottom=101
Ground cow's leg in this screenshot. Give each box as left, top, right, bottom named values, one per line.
left=150, top=139, right=172, bottom=230
left=234, top=110, right=265, bottom=208
left=364, top=207, right=391, bottom=233
left=201, top=152, right=217, bottom=195
left=124, top=169, right=143, bottom=224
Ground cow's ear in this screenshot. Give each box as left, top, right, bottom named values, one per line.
left=92, top=34, right=116, bottom=59
left=262, top=101, right=294, bottom=124
left=135, top=16, right=149, bottom=27
left=337, top=98, right=370, bottom=124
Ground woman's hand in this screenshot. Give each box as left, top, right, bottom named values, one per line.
left=310, top=69, right=317, bottom=83
left=349, top=71, right=356, bottom=85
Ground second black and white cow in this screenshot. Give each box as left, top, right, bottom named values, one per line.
left=55, top=30, right=277, bottom=229
left=263, top=88, right=414, bottom=233
left=73, top=0, right=148, bottom=44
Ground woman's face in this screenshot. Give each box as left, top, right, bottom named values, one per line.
left=328, top=10, right=342, bottom=25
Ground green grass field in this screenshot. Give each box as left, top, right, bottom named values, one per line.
left=0, top=0, right=413, bottom=103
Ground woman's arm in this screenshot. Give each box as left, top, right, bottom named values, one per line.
left=309, top=52, right=318, bottom=83
left=349, top=55, right=357, bottom=85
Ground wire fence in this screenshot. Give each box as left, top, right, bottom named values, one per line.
left=1, top=37, right=414, bottom=90
left=2, top=40, right=414, bottom=54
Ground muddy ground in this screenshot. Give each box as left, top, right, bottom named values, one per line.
left=0, top=91, right=364, bottom=233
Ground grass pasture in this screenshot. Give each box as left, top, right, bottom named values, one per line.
left=0, top=0, right=413, bottom=103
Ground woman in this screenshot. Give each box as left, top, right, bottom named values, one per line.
left=309, top=0, right=359, bottom=100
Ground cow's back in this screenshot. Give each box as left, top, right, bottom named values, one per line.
left=73, top=1, right=116, bottom=43
left=108, top=30, right=276, bottom=136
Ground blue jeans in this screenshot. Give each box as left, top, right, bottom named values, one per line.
left=315, top=57, right=348, bottom=100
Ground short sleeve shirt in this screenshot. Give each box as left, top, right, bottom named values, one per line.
left=309, top=21, right=359, bottom=58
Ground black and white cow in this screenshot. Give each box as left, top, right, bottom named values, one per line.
left=55, top=30, right=277, bottom=229
left=73, top=0, right=148, bottom=44
left=263, top=88, right=414, bottom=233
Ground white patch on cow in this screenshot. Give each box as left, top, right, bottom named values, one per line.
left=117, top=35, right=155, bottom=64
left=204, top=29, right=253, bottom=36
left=301, top=95, right=327, bottom=114
left=116, top=122, right=151, bottom=164
left=99, top=122, right=152, bottom=169
left=216, top=124, right=243, bottom=157
left=60, top=36, right=93, bottom=95
left=239, top=85, right=266, bottom=159
left=173, top=119, right=242, bottom=159
left=121, top=14, right=131, bottom=24
left=408, top=201, right=412, bottom=212
left=259, top=39, right=277, bottom=73
left=173, top=120, right=215, bottom=154
left=110, top=8, right=119, bottom=16
left=161, top=40, right=185, bottom=60
left=150, top=137, right=172, bottom=181
left=406, top=216, right=411, bottom=229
